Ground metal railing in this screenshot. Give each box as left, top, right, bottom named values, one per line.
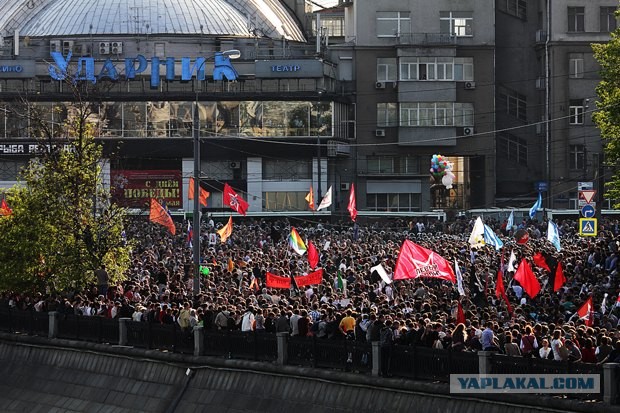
left=0, top=308, right=617, bottom=405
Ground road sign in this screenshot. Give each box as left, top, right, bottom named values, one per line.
left=579, top=218, right=597, bottom=237
left=578, top=200, right=596, bottom=209
left=581, top=204, right=595, bottom=218
left=578, top=182, right=594, bottom=191
left=578, top=190, right=597, bottom=204
left=535, top=181, right=548, bottom=192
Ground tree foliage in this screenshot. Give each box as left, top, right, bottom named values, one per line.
left=593, top=30, right=620, bottom=206
left=0, top=84, right=131, bottom=293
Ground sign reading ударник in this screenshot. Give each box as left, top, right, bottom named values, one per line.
left=48, top=51, right=238, bottom=88
left=111, top=170, right=182, bottom=208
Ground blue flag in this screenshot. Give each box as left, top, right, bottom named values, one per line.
left=506, top=210, right=514, bottom=231
left=483, top=224, right=504, bottom=251
left=547, top=220, right=561, bottom=252
left=529, top=192, right=542, bottom=219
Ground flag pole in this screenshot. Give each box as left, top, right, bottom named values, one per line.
left=192, top=100, right=201, bottom=296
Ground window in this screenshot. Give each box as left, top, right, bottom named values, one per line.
left=0, top=160, right=26, bottom=180
left=600, top=7, right=618, bottom=32
left=402, top=156, right=420, bottom=174
left=317, top=17, right=345, bottom=37
left=399, top=102, right=473, bottom=127
left=262, top=159, right=312, bottom=180
left=568, top=7, right=585, bottom=32
left=504, top=0, right=527, bottom=19
left=499, top=88, right=527, bottom=121
left=377, top=103, right=398, bottom=127
left=440, top=11, right=473, bottom=37
left=569, top=144, right=585, bottom=170
left=263, top=191, right=308, bottom=211
left=569, top=100, right=585, bottom=125
left=569, top=54, right=584, bottom=78
left=366, top=193, right=421, bottom=211
left=367, top=156, right=394, bottom=174
left=454, top=58, right=474, bottom=81
left=377, top=11, right=411, bottom=37
left=377, top=58, right=397, bottom=81
left=498, top=134, right=528, bottom=166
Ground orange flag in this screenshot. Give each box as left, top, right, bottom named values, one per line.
left=305, top=186, right=315, bottom=210
left=227, top=257, right=235, bottom=272
left=149, top=198, right=176, bottom=235
left=217, top=216, right=233, bottom=243
left=188, top=177, right=210, bottom=207
left=0, top=199, right=12, bottom=216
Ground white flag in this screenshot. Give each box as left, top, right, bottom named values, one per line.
left=455, top=259, right=465, bottom=296
left=547, top=221, right=561, bottom=252
left=601, top=293, right=609, bottom=314
left=468, top=217, right=485, bottom=248
left=317, top=186, right=333, bottom=211
left=371, top=263, right=392, bottom=284
left=507, top=250, right=517, bottom=273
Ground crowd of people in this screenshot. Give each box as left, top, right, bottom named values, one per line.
left=3, top=214, right=620, bottom=368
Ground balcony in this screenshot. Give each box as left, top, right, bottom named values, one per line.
left=398, top=33, right=457, bottom=46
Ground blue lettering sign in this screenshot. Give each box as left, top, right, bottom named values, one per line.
left=271, top=65, right=301, bottom=72
left=49, top=52, right=237, bottom=87
left=0, top=65, right=23, bottom=72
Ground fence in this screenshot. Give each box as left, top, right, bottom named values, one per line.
left=0, top=307, right=617, bottom=405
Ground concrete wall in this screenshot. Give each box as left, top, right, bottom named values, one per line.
left=0, top=333, right=615, bottom=413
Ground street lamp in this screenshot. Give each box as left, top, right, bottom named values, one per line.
left=192, top=49, right=240, bottom=296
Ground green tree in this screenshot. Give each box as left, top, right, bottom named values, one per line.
left=0, top=84, right=131, bottom=293
left=593, top=31, right=620, bottom=205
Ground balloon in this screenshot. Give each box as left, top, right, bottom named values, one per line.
left=442, top=174, right=453, bottom=189
left=200, top=266, right=210, bottom=276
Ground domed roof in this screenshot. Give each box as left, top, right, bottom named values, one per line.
left=1, top=0, right=305, bottom=41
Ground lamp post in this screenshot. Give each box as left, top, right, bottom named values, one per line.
left=192, top=49, right=240, bottom=296
left=316, top=90, right=324, bottom=204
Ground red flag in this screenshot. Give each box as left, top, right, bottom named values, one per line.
left=149, top=198, right=176, bottom=235
left=513, top=259, right=541, bottom=298
left=456, top=302, right=466, bottom=325
left=189, top=177, right=210, bottom=207
left=495, top=258, right=513, bottom=316
left=347, top=183, right=357, bottom=222
left=223, top=183, right=249, bottom=216
left=307, top=241, right=319, bottom=269
left=0, top=199, right=12, bottom=216
left=393, top=240, right=456, bottom=283
left=266, top=272, right=292, bottom=289
left=553, top=261, right=566, bottom=292
left=294, top=269, right=323, bottom=287
left=533, top=252, right=551, bottom=272
left=305, top=186, right=315, bottom=211
left=576, top=296, right=594, bottom=327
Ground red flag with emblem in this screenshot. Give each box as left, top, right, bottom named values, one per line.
left=223, top=183, right=249, bottom=216
left=393, top=240, right=455, bottom=283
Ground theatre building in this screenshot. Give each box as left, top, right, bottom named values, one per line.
left=0, top=0, right=354, bottom=215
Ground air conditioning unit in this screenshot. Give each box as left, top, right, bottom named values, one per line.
left=463, top=127, right=474, bottom=136
left=375, top=129, right=386, bottom=137
left=464, top=81, right=476, bottom=90
left=340, top=183, right=350, bottom=191
left=111, top=41, right=123, bottom=54
left=375, top=81, right=386, bottom=89
left=62, top=40, right=74, bottom=55
left=229, top=161, right=241, bottom=169
left=74, top=44, right=90, bottom=56
left=99, top=42, right=110, bottom=55
left=50, top=40, right=62, bottom=53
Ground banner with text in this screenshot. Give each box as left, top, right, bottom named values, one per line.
left=111, top=170, right=182, bottom=208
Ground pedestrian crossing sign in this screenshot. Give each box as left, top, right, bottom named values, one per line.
left=579, top=218, right=597, bottom=237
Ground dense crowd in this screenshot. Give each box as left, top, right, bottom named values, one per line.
left=3, top=215, right=620, bottom=369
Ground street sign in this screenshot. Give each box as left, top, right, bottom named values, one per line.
left=581, top=204, right=596, bottom=218
left=535, top=181, right=548, bottom=192
left=578, top=190, right=597, bottom=204
left=578, top=200, right=596, bottom=208
left=579, top=218, right=597, bottom=237
left=578, top=182, right=594, bottom=191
